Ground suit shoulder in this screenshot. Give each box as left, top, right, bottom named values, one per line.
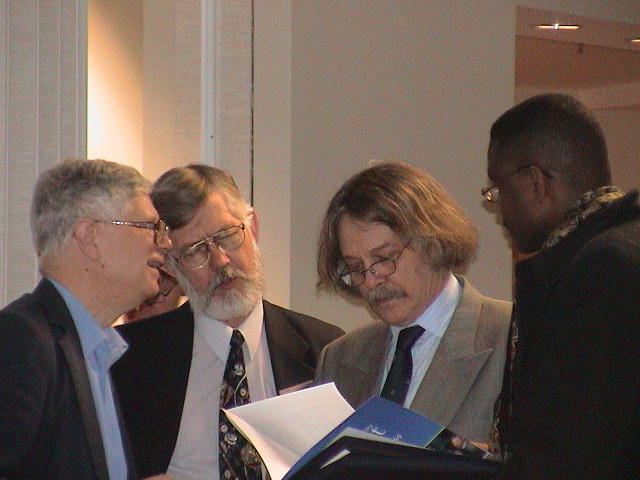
left=322, top=322, right=386, bottom=353
left=263, top=300, right=344, bottom=339
left=116, top=301, right=194, bottom=344
left=480, top=295, right=512, bottom=320
left=475, top=295, right=512, bottom=350
left=0, top=292, right=60, bottom=343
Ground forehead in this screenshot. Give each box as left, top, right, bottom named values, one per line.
left=337, top=216, right=401, bottom=257
left=123, top=194, right=158, bottom=219
left=170, top=192, right=238, bottom=246
left=487, top=151, right=515, bottom=181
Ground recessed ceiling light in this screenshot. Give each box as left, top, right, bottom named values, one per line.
left=533, top=23, right=580, bottom=30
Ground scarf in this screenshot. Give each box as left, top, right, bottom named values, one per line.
left=542, top=186, right=624, bottom=250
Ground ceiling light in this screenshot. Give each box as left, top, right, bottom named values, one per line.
left=533, top=23, right=580, bottom=30
left=630, top=38, right=640, bottom=43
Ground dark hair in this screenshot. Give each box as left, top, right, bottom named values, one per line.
left=488, top=93, right=611, bottom=192
left=151, top=164, right=249, bottom=231
left=317, top=161, right=477, bottom=296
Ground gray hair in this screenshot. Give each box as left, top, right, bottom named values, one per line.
left=31, top=158, right=151, bottom=260
left=151, top=164, right=251, bottom=231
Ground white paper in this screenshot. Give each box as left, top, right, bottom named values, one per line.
left=223, top=383, right=354, bottom=480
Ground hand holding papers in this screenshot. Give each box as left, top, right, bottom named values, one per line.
left=223, top=383, right=499, bottom=480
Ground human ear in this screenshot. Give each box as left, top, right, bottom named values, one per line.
left=528, top=165, right=549, bottom=203
left=73, top=218, right=101, bottom=260
left=247, top=209, right=259, bottom=242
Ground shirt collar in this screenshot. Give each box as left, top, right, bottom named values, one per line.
left=391, top=272, right=461, bottom=338
left=194, top=299, right=264, bottom=362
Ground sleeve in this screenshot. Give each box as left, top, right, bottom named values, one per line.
left=0, top=312, right=53, bottom=472
left=517, top=239, right=640, bottom=479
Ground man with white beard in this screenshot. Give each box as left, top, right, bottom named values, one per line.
left=112, top=165, right=343, bottom=480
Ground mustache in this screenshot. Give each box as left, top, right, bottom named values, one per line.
left=208, top=265, right=249, bottom=293
left=367, top=284, right=405, bottom=303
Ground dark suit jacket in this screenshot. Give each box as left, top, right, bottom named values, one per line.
left=112, top=299, right=344, bottom=478
left=0, top=279, right=124, bottom=480
left=502, top=192, right=640, bottom=480
left=315, top=276, right=512, bottom=443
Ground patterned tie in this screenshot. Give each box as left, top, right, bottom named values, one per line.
left=380, top=325, right=425, bottom=405
left=219, top=330, right=262, bottom=480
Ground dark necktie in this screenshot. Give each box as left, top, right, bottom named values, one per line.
left=380, top=325, right=425, bottom=405
left=219, top=330, right=262, bottom=480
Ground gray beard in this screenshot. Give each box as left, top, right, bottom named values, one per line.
left=175, top=251, right=265, bottom=323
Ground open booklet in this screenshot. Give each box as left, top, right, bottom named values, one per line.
left=223, top=382, right=497, bottom=480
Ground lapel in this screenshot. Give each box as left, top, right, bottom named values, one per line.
left=263, top=300, right=315, bottom=392
left=35, top=279, right=111, bottom=480
left=336, top=323, right=391, bottom=408
left=410, top=277, right=492, bottom=427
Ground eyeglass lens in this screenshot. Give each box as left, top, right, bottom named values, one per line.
left=178, top=225, right=245, bottom=270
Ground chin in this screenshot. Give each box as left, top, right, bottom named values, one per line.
left=375, top=310, right=407, bottom=327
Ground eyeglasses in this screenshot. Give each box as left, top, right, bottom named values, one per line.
left=481, top=164, right=535, bottom=203
left=481, top=164, right=556, bottom=203
left=340, top=242, right=411, bottom=288
left=97, top=219, right=170, bottom=247
left=175, top=223, right=246, bottom=270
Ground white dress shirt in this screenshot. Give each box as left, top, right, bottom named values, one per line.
left=167, top=300, right=276, bottom=480
left=383, top=273, right=462, bottom=408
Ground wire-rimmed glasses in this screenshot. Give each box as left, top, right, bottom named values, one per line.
left=175, top=223, right=246, bottom=270
left=339, top=242, right=411, bottom=287
left=96, top=219, right=170, bottom=246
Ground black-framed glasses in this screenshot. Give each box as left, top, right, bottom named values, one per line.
left=175, top=223, right=246, bottom=270
left=339, top=242, right=411, bottom=288
left=97, top=219, right=170, bottom=246
left=481, top=164, right=554, bottom=203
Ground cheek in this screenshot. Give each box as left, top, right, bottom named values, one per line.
left=183, top=267, right=214, bottom=289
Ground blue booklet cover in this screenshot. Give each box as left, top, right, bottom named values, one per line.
left=283, top=396, right=444, bottom=480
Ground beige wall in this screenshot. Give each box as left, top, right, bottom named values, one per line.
left=254, top=0, right=640, bottom=332
left=596, top=107, right=640, bottom=193
left=0, top=0, right=86, bottom=305
left=88, top=0, right=143, bottom=170
left=3, top=0, right=639, bottom=321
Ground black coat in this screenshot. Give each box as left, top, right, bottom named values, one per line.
left=0, top=279, right=134, bottom=480
left=112, top=299, right=344, bottom=478
left=502, top=192, right=640, bottom=480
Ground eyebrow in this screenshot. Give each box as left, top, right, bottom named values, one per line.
left=342, top=241, right=399, bottom=262
left=178, top=224, right=238, bottom=252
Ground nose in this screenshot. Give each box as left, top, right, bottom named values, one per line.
left=361, top=267, right=385, bottom=289
left=156, top=233, right=173, bottom=253
left=207, top=241, right=231, bottom=269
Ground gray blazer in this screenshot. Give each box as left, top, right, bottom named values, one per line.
left=314, top=276, right=512, bottom=443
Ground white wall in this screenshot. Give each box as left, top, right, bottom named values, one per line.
left=254, top=0, right=640, bottom=332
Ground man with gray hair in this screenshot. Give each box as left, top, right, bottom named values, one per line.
left=315, top=161, right=511, bottom=445
left=112, top=164, right=343, bottom=480
left=0, top=158, right=172, bottom=480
